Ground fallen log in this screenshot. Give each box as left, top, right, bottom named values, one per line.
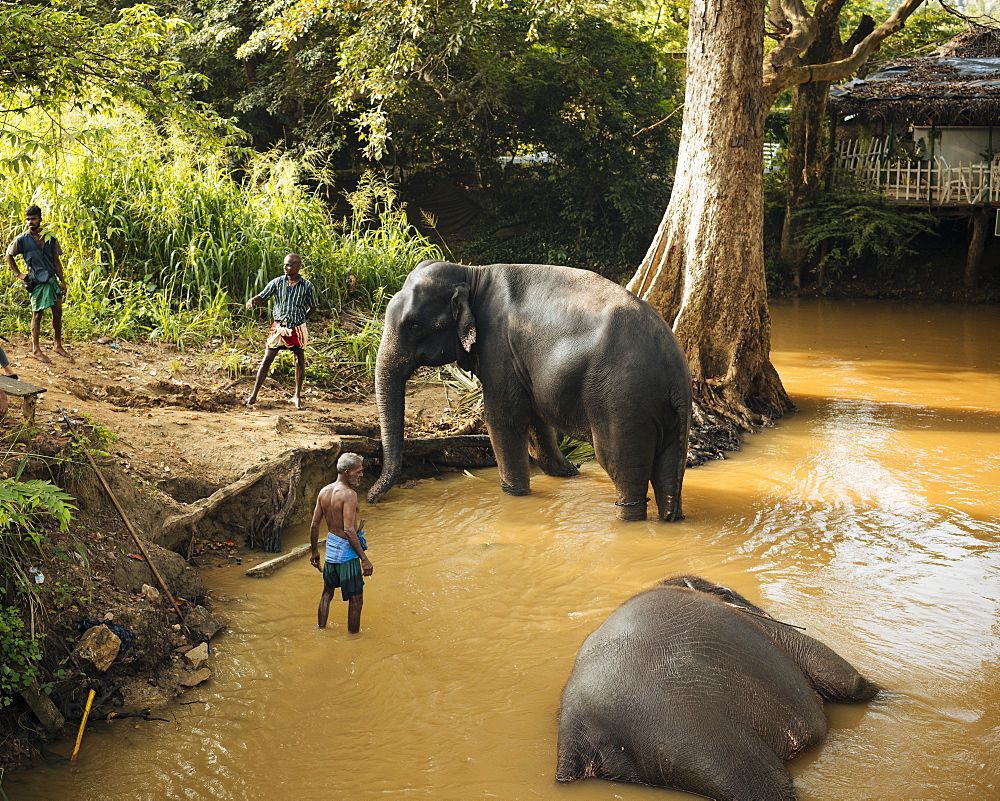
left=337, top=433, right=493, bottom=456
left=245, top=540, right=325, bottom=578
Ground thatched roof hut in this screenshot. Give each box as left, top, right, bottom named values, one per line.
left=831, top=26, right=1000, bottom=129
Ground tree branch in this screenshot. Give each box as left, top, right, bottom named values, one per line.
left=764, top=0, right=926, bottom=98
left=764, top=0, right=819, bottom=73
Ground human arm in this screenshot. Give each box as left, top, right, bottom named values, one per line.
left=306, top=283, right=319, bottom=320
left=5, top=240, right=25, bottom=280
left=340, top=493, right=373, bottom=576
left=54, top=252, right=66, bottom=297
left=0, top=389, right=7, bottom=417
left=308, top=490, right=327, bottom=570
left=246, top=278, right=277, bottom=310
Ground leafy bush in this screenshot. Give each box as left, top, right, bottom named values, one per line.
left=792, top=188, right=937, bottom=284
left=0, top=478, right=77, bottom=707
left=0, top=605, right=43, bottom=707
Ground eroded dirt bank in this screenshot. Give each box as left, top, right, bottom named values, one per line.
left=0, top=333, right=484, bottom=771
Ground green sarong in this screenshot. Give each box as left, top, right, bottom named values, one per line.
left=30, top=276, right=61, bottom=312
left=323, top=558, right=364, bottom=601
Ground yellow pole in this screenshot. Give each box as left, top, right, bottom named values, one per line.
left=70, top=689, right=96, bottom=766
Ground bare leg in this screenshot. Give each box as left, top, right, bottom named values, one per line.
left=292, top=348, right=305, bottom=409
left=30, top=311, right=51, bottom=363
left=52, top=300, right=70, bottom=359
left=317, top=585, right=336, bottom=628
left=347, top=593, right=363, bottom=634
left=245, top=348, right=278, bottom=405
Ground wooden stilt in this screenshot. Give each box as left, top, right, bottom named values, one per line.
left=966, top=208, right=987, bottom=288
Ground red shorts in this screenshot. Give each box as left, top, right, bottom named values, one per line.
left=265, top=321, right=307, bottom=350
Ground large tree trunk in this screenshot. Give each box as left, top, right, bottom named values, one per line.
left=628, top=0, right=793, bottom=436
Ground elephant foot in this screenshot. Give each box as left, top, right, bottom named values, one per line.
left=540, top=462, right=580, bottom=478
left=500, top=481, right=530, bottom=496
left=656, top=497, right=685, bottom=522
left=615, top=497, right=648, bottom=521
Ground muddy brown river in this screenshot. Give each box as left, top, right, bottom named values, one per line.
left=6, top=298, right=999, bottom=800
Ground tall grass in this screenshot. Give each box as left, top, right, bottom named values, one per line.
left=0, top=113, right=440, bottom=360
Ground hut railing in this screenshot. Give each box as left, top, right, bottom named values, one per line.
left=835, top=138, right=1000, bottom=205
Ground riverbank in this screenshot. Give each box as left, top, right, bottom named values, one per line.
left=0, top=332, right=466, bottom=772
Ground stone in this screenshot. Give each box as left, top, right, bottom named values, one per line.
left=178, top=667, right=212, bottom=687
left=74, top=624, right=122, bottom=673
left=183, top=642, right=210, bottom=670
left=141, top=583, right=161, bottom=603
left=183, top=605, right=225, bottom=640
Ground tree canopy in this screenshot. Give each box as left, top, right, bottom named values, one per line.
left=0, top=2, right=222, bottom=166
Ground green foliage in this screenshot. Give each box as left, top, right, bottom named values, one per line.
left=435, top=364, right=483, bottom=418
left=0, top=2, right=230, bottom=163
left=0, top=605, right=43, bottom=707
left=0, top=479, right=75, bottom=538
left=842, top=2, right=964, bottom=69
left=793, top=188, right=937, bottom=284
left=0, top=477, right=78, bottom=707
left=338, top=172, right=443, bottom=313
left=559, top=436, right=595, bottom=461
left=0, top=115, right=439, bottom=353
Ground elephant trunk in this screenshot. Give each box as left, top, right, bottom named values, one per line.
left=367, top=337, right=413, bottom=504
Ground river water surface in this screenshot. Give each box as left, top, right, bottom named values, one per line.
left=6, top=298, right=999, bottom=800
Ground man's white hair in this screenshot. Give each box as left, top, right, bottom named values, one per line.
left=337, top=452, right=363, bottom=473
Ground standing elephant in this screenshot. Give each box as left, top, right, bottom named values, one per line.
left=367, top=259, right=692, bottom=521
left=557, top=576, right=880, bottom=800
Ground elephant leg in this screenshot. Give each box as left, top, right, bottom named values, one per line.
left=651, top=435, right=685, bottom=522
left=669, top=736, right=797, bottom=801
left=483, top=395, right=532, bottom=495
left=592, top=432, right=653, bottom=521
left=556, top=717, right=641, bottom=785
left=527, top=414, right=579, bottom=478
left=776, top=628, right=881, bottom=703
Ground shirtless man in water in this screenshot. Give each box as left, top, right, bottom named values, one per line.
left=310, top=452, right=374, bottom=633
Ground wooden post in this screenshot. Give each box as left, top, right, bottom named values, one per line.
left=966, top=208, right=987, bottom=288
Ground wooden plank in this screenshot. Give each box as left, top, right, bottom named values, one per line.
left=0, top=376, right=46, bottom=398
left=0, top=377, right=46, bottom=424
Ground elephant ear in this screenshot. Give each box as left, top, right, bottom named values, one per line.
left=451, top=284, right=476, bottom=353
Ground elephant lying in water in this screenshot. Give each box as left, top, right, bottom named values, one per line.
left=557, top=576, right=880, bottom=800
left=367, top=259, right=692, bottom=521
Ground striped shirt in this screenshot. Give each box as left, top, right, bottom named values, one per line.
left=256, top=275, right=319, bottom=328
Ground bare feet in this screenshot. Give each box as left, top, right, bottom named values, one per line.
left=243, top=397, right=257, bottom=407
left=31, top=350, right=52, bottom=364
left=293, top=396, right=304, bottom=409
left=54, top=345, right=73, bottom=362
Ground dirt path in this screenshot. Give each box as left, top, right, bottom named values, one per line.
left=1, top=335, right=456, bottom=498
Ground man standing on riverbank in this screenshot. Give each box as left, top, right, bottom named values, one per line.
left=310, top=452, right=373, bottom=634
left=244, top=253, right=319, bottom=408
left=5, top=204, right=70, bottom=364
